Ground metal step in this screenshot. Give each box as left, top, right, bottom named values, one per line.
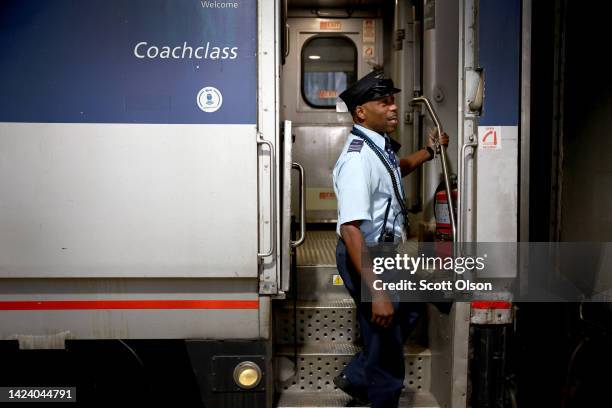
left=279, top=299, right=357, bottom=310
left=274, top=343, right=431, bottom=394
left=275, top=274, right=434, bottom=405
left=275, top=299, right=360, bottom=345
left=276, top=390, right=440, bottom=408
left=295, top=230, right=422, bottom=268
left=292, top=265, right=349, bottom=301
left=276, top=343, right=431, bottom=357
left=292, top=230, right=349, bottom=301
left=296, top=230, right=338, bottom=266
left=274, top=299, right=425, bottom=346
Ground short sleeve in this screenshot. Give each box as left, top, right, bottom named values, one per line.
left=334, top=154, right=372, bottom=225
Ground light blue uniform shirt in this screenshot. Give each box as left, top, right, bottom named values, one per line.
left=333, top=124, right=405, bottom=243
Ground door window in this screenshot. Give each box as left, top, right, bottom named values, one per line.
left=301, top=36, right=357, bottom=108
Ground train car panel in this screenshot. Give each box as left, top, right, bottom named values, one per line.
left=0, top=278, right=263, bottom=341
left=0, top=123, right=258, bottom=278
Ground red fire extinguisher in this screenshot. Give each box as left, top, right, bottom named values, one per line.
left=434, top=174, right=458, bottom=242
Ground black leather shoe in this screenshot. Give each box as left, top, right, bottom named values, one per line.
left=345, top=398, right=371, bottom=407
left=333, top=373, right=370, bottom=406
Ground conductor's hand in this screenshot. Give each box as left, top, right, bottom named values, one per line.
left=427, top=128, right=449, bottom=153
left=371, top=291, right=394, bottom=328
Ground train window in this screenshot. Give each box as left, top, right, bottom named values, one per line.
left=301, top=36, right=357, bottom=108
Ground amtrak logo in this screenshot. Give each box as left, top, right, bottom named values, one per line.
left=197, top=86, right=223, bottom=112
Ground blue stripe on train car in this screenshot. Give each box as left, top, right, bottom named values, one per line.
left=478, top=0, right=521, bottom=126
left=0, top=0, right=256, bottom=124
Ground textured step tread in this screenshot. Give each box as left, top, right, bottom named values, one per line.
left=296, top=230, right=421, bottom=268
left=276, top=390, right=440, bottom=407
left=276, top=342, right=431, bottom=357
left=297, top=230, right=338, bottom=266
left=280, top=299, right=356, bottom=310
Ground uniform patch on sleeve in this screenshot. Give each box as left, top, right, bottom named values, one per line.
left=347, top=139, right=364, bottom=153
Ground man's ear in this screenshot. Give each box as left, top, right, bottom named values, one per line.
left=355, top=106, right=366, bottom=121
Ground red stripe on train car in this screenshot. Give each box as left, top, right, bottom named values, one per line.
left=471, top=301, right=512, bottom=309
left=0, top=299, right=259, bottom=310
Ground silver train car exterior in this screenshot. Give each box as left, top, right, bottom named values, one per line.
left=1, top=0, right=276, bottom=406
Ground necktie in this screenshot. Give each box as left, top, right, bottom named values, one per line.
left=384, top=136, right=398, bottom=167
left=384, top=136, right=406, bottom=201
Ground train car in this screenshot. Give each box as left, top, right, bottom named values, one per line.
left=0, top=0, right=275, bottom=406
left=2, top=0, right=609, bottom=407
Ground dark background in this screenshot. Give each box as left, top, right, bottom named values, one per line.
left=516, top=0, right=612, bottom=406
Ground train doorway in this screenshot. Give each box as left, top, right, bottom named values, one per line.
left=274, top=1, right=469, bottom=407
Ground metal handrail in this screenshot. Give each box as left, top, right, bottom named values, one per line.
left=291, top=162, right=306, bottom=248
left=458, top=140, right=478, bottom=243
left=283, top=0, right=290, bottom=59
left=257, top=134, right=276, bottom=258
left=410, top=96, right=457, bottom=242
left=285, top=23, right=290, bottom=59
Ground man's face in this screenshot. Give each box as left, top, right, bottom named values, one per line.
left=356, top=95, right=398, bottom=134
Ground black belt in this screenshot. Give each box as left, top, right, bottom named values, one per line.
left=338, top=236, right=401, bottom=247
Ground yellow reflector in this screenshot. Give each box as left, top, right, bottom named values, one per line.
left=233, top=361, right=262, bottom=389
left=238, top=368, right=259, bottom=387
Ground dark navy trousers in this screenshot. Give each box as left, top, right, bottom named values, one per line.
left=336, top=239, right=421, bottom=408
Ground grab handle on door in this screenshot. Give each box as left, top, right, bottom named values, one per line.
left=257, top=134, right=276, bottom=258
left=458, top=139, right=478, bottom=243
left=291, top=162, right=306, bottom=248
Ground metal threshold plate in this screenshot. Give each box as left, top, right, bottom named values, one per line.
left=276, top=342, right=431, bottom=357
left=278, top=299, right=356, bottom=309
left=276, top=390, right=440, bottom=407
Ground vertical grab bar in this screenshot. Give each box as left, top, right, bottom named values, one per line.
left=458, top=140, right=478, bottom=243
left=257, top=134, right=276, bottom=258
left=283, top=0, right=290, bottom=59
left=291, top=163, right=306, bottom=247
left=410, top=96, right=457, bottom=242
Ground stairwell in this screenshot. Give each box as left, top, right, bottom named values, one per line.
left=274, top=231, right=440, bottom=407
